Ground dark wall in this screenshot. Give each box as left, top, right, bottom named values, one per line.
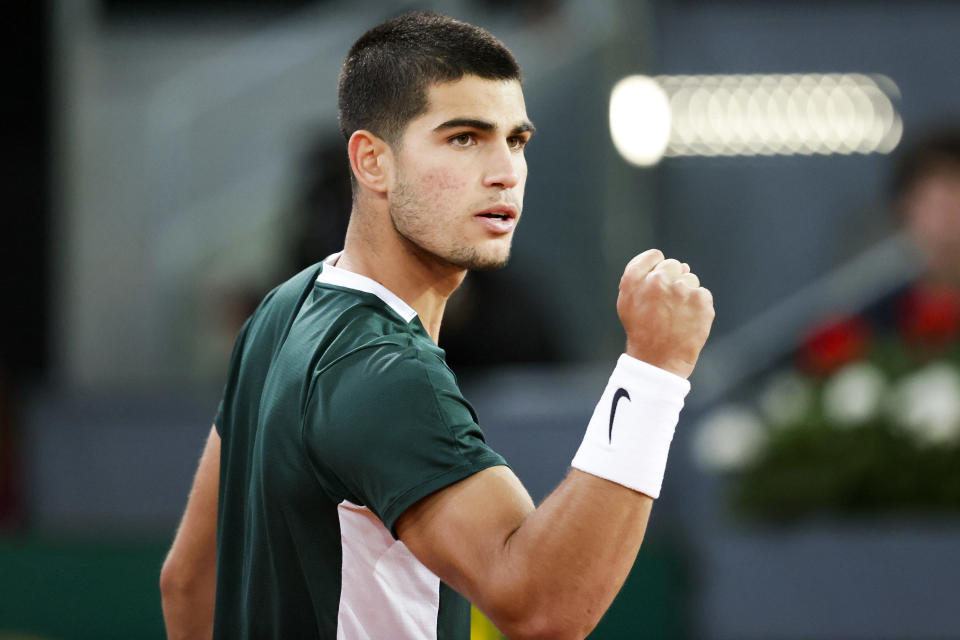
left=2, top=3, right=51, bottom=381
left=1, top=2, right=51, bottom=529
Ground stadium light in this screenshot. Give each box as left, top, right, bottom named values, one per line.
left=609, top=73, right=903, bottom=166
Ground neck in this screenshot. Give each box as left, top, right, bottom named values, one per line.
left=335, top=207, right=466, bottom=343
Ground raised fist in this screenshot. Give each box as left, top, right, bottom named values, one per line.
left=616, top=249, right=715, bottom=379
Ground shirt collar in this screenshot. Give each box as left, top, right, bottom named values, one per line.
left=316, top=252, right=418, bottom=323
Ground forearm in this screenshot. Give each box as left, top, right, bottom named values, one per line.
left=160, top=566, right=215, bottom=640
left=161, top=426, right=220, bottom=640
left=481, top=469, right=653, bottom=639
left=474, top=357, right=687, bottom=637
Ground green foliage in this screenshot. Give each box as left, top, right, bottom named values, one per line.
left=731, top=420, right=960, bottom=522
left=721, top=290, right=960, bottom=522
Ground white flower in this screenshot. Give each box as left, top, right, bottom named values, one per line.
left=691, top=404, right=767, bottom=472
left=886, top=362, right=960, bottom=445
left=822, top=362, right=887, bottom=427
left=758, top=369, right=814, bottom=428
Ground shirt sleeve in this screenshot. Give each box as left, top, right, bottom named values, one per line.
left=302, top=342, right=507, bottom=537
left=213, top=316, right=254, bottom=437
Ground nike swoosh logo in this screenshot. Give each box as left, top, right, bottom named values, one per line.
left=609, top=387, right=631, bottom=443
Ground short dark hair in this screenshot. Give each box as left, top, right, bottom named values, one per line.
left=337, top=11, right=522, bottom=146
left=892, top=125, right=960, bottom=201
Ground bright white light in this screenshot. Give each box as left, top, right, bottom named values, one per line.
left=610, top=73, right=902, bottom=165
left=609, top=75, right=672, bottom=167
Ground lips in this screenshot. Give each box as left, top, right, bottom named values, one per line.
left=474, top=204, right=518, bottom=234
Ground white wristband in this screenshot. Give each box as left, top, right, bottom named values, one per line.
left=571, top=354, right=691, bottom=499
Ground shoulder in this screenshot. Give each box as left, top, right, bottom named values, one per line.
left=304, top=335, right=476, bottom=447
left=321, top=336, right=456, bottom=403
left=232, top=262, right=326, bottom=361
left=303, top=335, right=501, bottom=530
left=256, top=263, right=326, bottom=321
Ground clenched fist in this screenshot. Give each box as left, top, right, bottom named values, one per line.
left=617, top=249, right=715, bottom=379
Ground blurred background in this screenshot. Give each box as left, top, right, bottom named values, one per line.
left=3, top=0, right=960, bottom=637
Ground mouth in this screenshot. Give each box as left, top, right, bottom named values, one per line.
left=474, top=204, right=518, bottom=221
left=474, top=205, right=518, bottom=235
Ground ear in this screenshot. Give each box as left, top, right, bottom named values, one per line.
left=348, top=130, right=392, bottom=194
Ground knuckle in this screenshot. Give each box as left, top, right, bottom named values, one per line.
left=703, top=300, right=716, bottom=318
left=622, top=268, right=643, bottom=287
left=648, top=271, right=669, bottom=288
left=624, top=262, right=644, bottom=279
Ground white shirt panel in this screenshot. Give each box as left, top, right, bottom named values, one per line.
left=337, top=500, right=440, bottom=640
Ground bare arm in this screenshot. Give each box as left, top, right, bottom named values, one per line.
left=398, top=249, right=714, bottom=640
left=398, top=466, right=652, bottom=640
left=161, top=425, right=220, bottom=640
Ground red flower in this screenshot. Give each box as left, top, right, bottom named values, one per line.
left=799, top=315, right=871, bottom=376
left=898, top=284, right=960, bottom=349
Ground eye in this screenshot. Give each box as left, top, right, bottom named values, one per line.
left=449, top=133, right=475, bottom=147
left=508, top=135, right=529, bottom=150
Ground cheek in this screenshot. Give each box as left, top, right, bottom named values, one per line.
left=417, top=169, right=469, bottom=200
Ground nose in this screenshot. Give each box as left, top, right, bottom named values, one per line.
left=482, top=141, right=521, bottom=190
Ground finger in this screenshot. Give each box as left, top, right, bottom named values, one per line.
left=677, top=272, right=700, bottom=288
left=652, top=258, right=684, bottom=281
left=681, top=262, right=691, bottom=275
left=624, top=249, right=664, bottom=276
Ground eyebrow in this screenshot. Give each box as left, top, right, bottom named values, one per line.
left=433, top=118, right=537, bottom=136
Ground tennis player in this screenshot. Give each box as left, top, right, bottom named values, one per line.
left=160, top=11, right=714, bottom=640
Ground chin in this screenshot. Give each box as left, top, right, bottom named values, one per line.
left=467, top=257, right=510, bottom=272
left=447, top=246, right=511, bottom=272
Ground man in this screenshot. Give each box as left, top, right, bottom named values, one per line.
left=160, top=11, right=714, bottom=640
left=895, top=127, right=960, bottom=289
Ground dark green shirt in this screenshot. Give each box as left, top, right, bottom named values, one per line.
left=212, top=258, right=506, bottom=639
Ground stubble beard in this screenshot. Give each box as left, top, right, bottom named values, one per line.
left=389, top=179, right=512, bottom=272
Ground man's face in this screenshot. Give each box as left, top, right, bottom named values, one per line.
left=387, top=75, right=533, bottom=271
left=903, top=167, right=960, bottom=285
